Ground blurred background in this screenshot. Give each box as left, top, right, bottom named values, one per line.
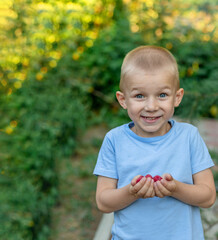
left=0, top=0, right=217, bottom=239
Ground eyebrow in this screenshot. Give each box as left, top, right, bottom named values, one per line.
left=130, top=86, right=172, bottom=91
left=158, top=86, right=172, bottom=91
left=131, top=87, right=141, bottom=91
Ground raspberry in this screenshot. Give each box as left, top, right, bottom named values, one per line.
left=153, top=175, right=162, bottom=182
left=145, top=174, right=152, bottom=179
left=136, top=175, right=144, bottom=183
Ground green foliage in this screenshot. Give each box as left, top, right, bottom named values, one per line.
left=175, top=41, right=218, bottom=118
left=0, top=64, right=88, bottom=239
left=80, top=18, right=143, bottom=107
left=0, top=0, right=112, bottom=239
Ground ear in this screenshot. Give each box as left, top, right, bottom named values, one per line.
left=116, top=91, right=127, bottom=109
left=174, top=88, right=184, bottom=107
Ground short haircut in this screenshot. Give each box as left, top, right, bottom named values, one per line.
left=120, top=46, right=179, bottom=91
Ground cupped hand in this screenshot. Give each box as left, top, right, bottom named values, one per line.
left=129, top=175, right=155, bottom=199
left=154, top=173, right=176, bottom=198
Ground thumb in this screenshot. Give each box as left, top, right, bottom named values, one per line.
left=163, top=173, right=173, bottom=181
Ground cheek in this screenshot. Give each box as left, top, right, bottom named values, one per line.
left=126, top=102, right=141, bottom=116
left=128, top=101, right=144, bottom=111
left=127, top=106, right=137, bottom=116
left=162, top=101, right=175, bottom=112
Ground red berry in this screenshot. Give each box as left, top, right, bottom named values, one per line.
left=145, top=174, right=152, bottom=179
left=136, top=175, right=144, bottom=183
left=153, top=175, right=162, bottom=182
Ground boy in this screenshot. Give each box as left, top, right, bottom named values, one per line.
left=93, top=46, right=216, bottom=240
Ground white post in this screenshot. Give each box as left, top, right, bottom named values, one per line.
left=93, top=212, right=114, bottom=240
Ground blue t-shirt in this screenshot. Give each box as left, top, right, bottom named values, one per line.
left=93, top=120, right=214, bottom=240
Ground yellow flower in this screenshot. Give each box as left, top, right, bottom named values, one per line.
left=147, top=9, right=158, bottom=19
left=155, top=28, right=162, bottom=37
left=14, top=81, right=22, bottom=89
left=22, top=58, right=29, bottom=67
left=47, top=35, right=56, bottom=43
left=36, top=73, right=43, bottom=81
left=187, top=67, right=193, bottom=76
left=85, top=40, right=93, bottom=48
left=166, top=42, right=173, bottom=50
left=17, top=73, right=26, bottom=81
left=72, top=53, right=80, bottom=61
left=131, top=25, right=139, bottom=33
left=145, top=0, right=153, bottom=8
left=77, top=46, right=84, bottom=53
left=202, top=34, right=210, bottom=42
left=7, top=88, right=12, bottom=95
left=10, top=120, right=17, bottom=128
left=49, top=60, right=57, bottom=68
left=1, top=79, right=7, bottom=86
left=5, top=126, right=13, bottom=134
left=40, top=67, right=48, bottom=74
left=210, top=105, right=217, bottom=117
left=192, top=62, right=199, bottom=72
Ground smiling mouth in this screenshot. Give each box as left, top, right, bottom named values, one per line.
left=145, top=117, right=159, bottom=120
left=143, top=116, right=161, bottom=119
left=141, top=116, right=161, bottom=122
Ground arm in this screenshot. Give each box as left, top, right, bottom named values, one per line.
left=154, top=168, right=216, bottom=208
left=96, top=175, right=155, bottom=213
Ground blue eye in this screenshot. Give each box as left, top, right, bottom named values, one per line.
left=136, top=94, right=144, bottom=99
left=159, top=93, right=167, bottom=98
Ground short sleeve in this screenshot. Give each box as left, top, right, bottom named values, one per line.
left=190, top=127, right=214, bottom=174
left=93, top=133, right=118, bottom=179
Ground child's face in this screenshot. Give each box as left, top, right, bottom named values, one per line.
left=116, top=70, right=184, bottom=138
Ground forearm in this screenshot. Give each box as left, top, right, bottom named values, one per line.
left=96, top=184, right=137, bottom=213
left=172, top=180, right=216, bottom=208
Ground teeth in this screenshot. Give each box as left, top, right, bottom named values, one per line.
left=146, top=117, right=157, bottom=120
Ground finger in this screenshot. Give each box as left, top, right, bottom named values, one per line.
left=161, top=178, right=176, bottom=193
left=144, top=188, right=155, bottom=198
left=160, top=177, right=171, bottom=188
left=131, top=175, right=144, bottom=186
left=144, top=180, right=155, bottom=198
left=131, top=177, right=146, bottom=194
left=154, top=182, right=164, bottom=198
left=155, top=181, right=171, bottom=197
left=138, top=178, right=154, bottom=198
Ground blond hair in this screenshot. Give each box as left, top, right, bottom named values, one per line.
left=120, top=46, right=179, bottom=91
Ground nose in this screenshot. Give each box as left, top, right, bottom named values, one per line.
left=144, top=97, right=158, bottom=112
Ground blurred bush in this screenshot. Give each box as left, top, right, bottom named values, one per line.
left=176, top=40, right=218, bottom=118
left=0, top=0, right=217, bottom=239
left=0, top=0, right=113, bottom=239
left=0, top=62, right=89, bottom=239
